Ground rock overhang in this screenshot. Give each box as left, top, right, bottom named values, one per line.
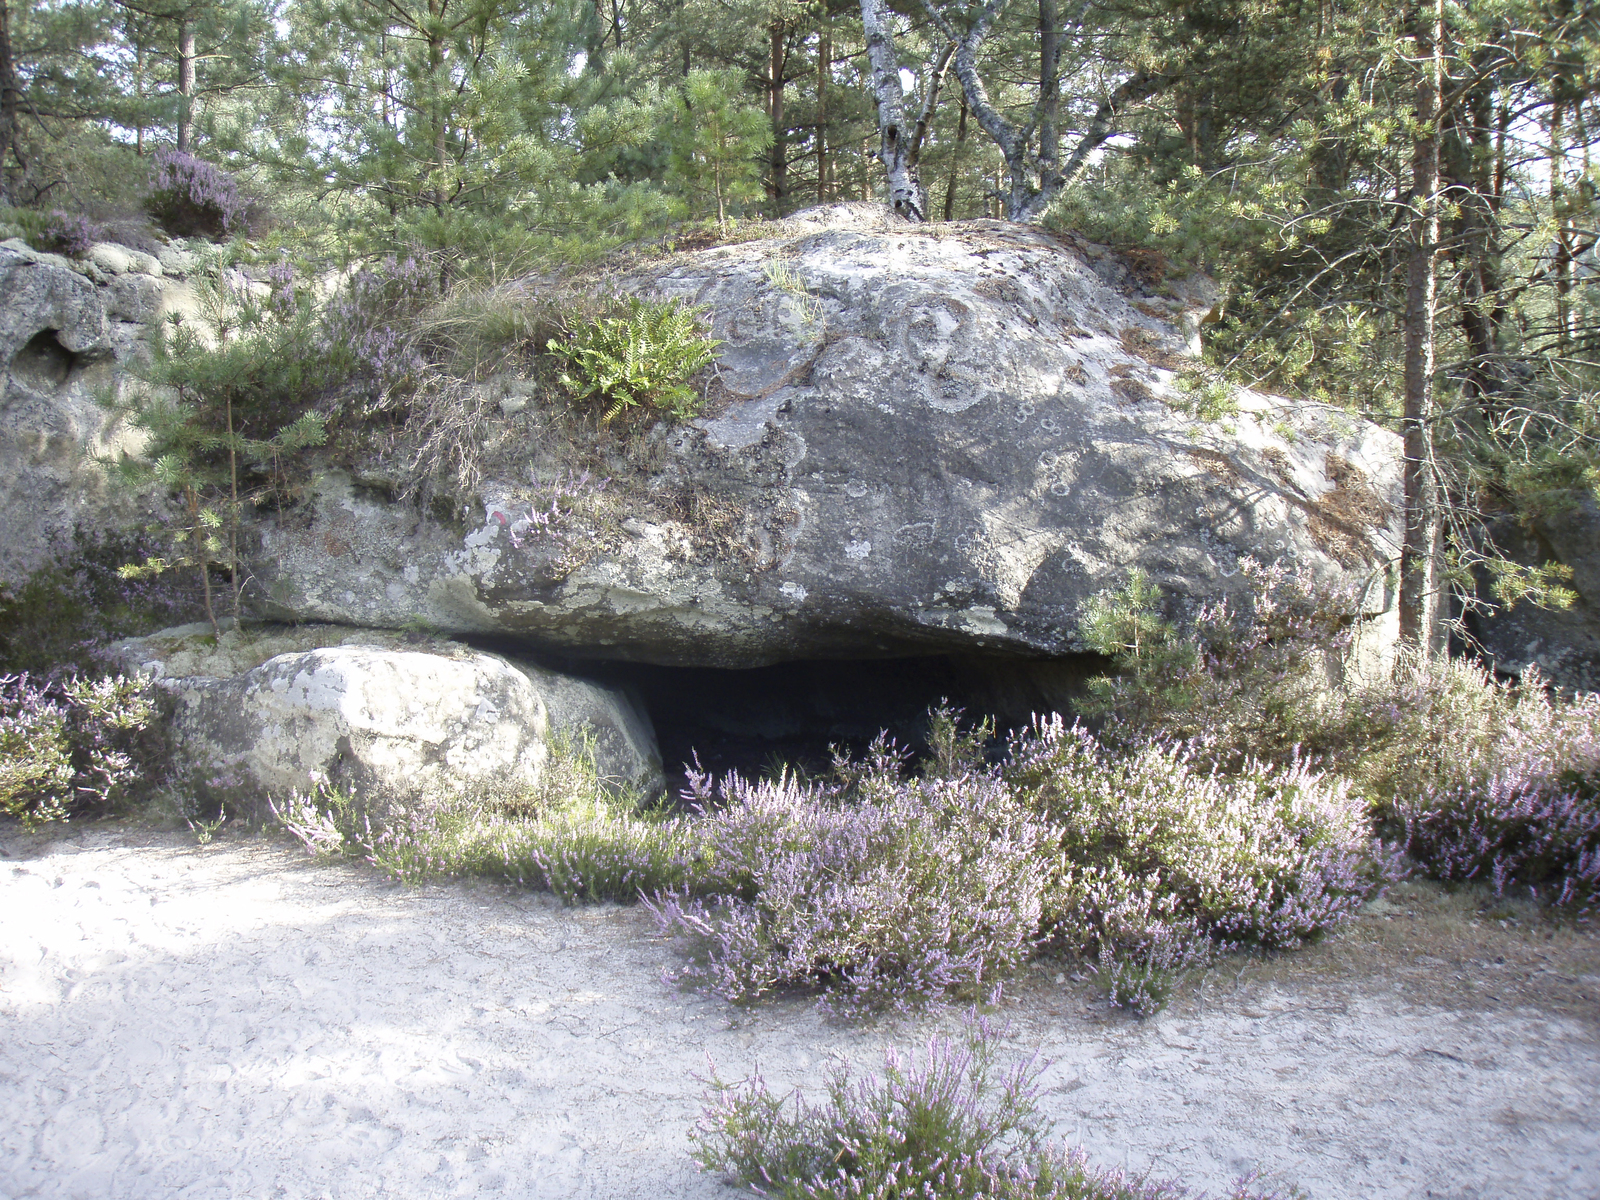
left=242, top=206, right=1404, bottom=668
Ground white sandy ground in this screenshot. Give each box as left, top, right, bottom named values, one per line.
left=2, top=826, right=1596, bottom=1200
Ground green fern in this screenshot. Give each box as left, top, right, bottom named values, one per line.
left=548, top=296, right=720, bottom=423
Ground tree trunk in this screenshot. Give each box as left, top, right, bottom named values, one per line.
left=943, top=91, right=968, bottom=220
left=1552, top=101, right=1571, bottom=352
left=1453, top=62, right=1504, bottom=421
left=1033, top=0, right=1061, bottom=197
left=858, top=0, right=925, bottom=220
left=816, top=12, right=830, bottom=202
left=926, top=0, right=1163, bottom=222
left=768, top=22, right=787, bottom=214
left=0, top=0, right=19, bottom=197
left=1399, top=0, right=1444, bottom=654
left=907, top=41, right=954, bottom=175
left=176, top=18, right=196, bottom=153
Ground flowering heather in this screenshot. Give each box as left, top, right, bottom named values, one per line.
left=1395, top=687, right=1600, bottom=907
left=695, top=1018, right=1293, bottom=1200
left=650, top=748, right=1056, bottom=1017
left=145, top=150, right=256, bottom=240
left=1011, top=717, right=1394, bottom=947
left=0, top=673, right=156, bottom=827
left=263, top=259, right=299, bottom=320
left=319, top=255, right=436, bottom=398
left=277, top=712, right=1391, bottom=1018
left=492, top=470, right=610, bottom=551
left=23, top=209, right=104, bottom=258
left=1005, top=716, right=1397, bottom=1013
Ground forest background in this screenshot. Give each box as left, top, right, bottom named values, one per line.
left=0, top=0, right=1597, bottom=646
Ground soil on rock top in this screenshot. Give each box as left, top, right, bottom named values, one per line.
left=2, top=822, right=1596, bottom=1200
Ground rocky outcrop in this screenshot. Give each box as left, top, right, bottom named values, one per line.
left=1474, top=495, right=1600, bottom=692
left=251, top=206, right=1404, bottom=667
left=0, top=236, right=210, bottom=585
left=109, top=623, right=663, bottom=805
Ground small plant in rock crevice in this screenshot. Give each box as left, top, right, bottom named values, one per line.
left=487, top=469, right=615, bottom=580
left=548, top=294, right=719, bottom=423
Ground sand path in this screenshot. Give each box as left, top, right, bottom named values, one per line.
left=2, top=826, right=1596, bottom=1200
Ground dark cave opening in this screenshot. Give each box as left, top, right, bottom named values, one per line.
left=548, top=652, right=1107, bottom=797
left=9, top=328, right=80, bottom=393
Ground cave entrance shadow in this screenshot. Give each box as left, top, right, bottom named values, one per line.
left=565, top=653, right=1107, bottom=800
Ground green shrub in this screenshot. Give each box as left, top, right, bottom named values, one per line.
left=548, top=295, right=719, bottom=423
left=1078, top=559, right=1355, bottom=770
left=273, top=734, right=695, bottom=902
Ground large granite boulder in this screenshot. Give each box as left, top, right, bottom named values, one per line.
left=109, top=623, right=663, bottom=805
left=250, top=206, right=1404, bottom=667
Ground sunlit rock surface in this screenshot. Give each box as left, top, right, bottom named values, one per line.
left=109, top=623, right=663, bottom=804
left=251, top=206, right=1405, bottom=667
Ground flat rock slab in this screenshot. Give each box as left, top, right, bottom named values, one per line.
left=3, top=826, right=1595, bottom=1200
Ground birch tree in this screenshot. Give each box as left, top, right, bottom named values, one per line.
left=857, top=0, right=926, bottom=219
left=916, top=0, right=1165, bottom=220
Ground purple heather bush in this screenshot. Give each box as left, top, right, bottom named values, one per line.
left=18, top=209, right=105, bottom=258
left=0, top=672, right=157, bottom=828
left=1393, top=683, right=1600, bottom=907
left=650, top=744, right=1057, bottom=1017
left=277, top=704, right=1394, bottom=1017
left=319, top=254, right=437, bottom=401
left=645, top=718, right=1391, bottom=1018
left=1083, top=562, right=1600, bottom=915
left=145, top=150, right=260, bottom=240
left=695, top=1017, right=1293, bottom=1200
left=1005, top=716, right=1398, bottom=1013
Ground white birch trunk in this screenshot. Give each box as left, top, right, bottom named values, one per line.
left=859, top=0, right=926, bottom=220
